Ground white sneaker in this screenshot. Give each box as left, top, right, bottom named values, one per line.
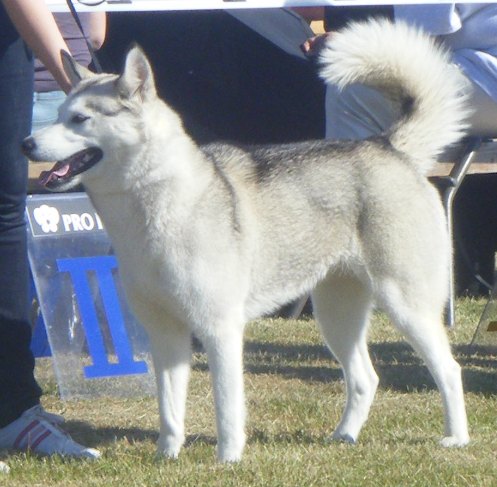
left=0, top=405, right=100, bottom=459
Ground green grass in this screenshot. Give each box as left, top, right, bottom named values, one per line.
left=3, top=298, right=497, bottom=486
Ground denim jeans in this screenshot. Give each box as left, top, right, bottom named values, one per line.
left=0, top=33, right=42, bottom=428
left=32, top=90, right=66, bottom=132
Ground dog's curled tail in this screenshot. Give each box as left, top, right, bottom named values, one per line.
left=319, top=18, right=471, bottom=174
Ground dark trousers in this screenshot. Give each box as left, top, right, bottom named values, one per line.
left=0, top=31, right=42, bottom=428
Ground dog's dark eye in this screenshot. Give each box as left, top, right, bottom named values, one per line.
left=71, top=114, right=90, bottom=124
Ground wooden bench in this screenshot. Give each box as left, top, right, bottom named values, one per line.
left=29, top=162, right=55, bottom=195
left=28, top=137, right=497, bottom=327
left=429, top=138, right=497, bottom=177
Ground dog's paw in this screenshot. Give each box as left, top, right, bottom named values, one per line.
left=217, top=448, right=243, bottom=464
left=330, top=431, right=357, bottom=444
left=440, top=435, right=470, bottom=448
left=156, top=448, right=181, bottom=461
left=216, top=431, right=246, bottom=463
left=217, top=440, right=245, bottom=463
left=156, top=448, right=180, bottom=460
left=156, top=434, right=184, bottom=460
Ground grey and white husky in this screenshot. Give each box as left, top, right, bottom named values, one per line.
left=23, top=19, right=470, bottom=462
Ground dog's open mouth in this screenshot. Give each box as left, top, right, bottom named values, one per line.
left=39, top=147, right=103, bottom=189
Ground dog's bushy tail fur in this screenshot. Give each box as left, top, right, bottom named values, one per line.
left=319, top=18, right=471, bottom=174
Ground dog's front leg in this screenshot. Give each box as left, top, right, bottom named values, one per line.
left=203, top=327, right=246, bottom=463
left=148, top=324, right=192, bottom=459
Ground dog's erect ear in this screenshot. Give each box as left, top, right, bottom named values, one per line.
left=61, top=50, right=93, bottom=87
left=117, top=45, right=156, bottom=102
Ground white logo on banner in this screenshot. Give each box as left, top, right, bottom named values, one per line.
left=32, top=204, right=104, bottom=234
left=33, top=205, right=60, bottom=233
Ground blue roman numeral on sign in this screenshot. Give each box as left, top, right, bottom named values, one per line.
left=57, top=256, right=148, bottom=378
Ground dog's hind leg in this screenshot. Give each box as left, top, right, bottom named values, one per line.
left=148, top=322, right=192, bottom=459
left=377, top=280, right=469, bottom=447
left=201, top=323, right=246, bottom=463
left=312, top=272, right=378, bottom=444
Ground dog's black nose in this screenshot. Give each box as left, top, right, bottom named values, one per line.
left=21, top=136, right=36, bottom=155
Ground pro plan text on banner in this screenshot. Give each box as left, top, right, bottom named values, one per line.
left=27, top=195, right=104, bottom=237
left=26, top=193, right=156, bottom=400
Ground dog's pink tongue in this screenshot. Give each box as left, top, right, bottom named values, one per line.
left=39, top=160, right=71, bottom=186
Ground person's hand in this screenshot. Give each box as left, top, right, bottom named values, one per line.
left=301, top=33, right=332, bottom=57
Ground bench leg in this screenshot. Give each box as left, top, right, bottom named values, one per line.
left=442, top=136, right=482, bottom=327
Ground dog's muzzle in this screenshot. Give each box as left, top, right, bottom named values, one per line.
left=22, top=136, right=103, bottom=190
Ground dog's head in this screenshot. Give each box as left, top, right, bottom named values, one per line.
left=23, top=45, right=158, bottom=192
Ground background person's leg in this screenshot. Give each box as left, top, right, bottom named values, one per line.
left=325, top=83, right=395, bottom=140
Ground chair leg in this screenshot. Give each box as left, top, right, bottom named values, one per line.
left=442, top=136, right=482, bottom=327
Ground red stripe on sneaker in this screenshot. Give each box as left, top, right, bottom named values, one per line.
left=26, top=423, right=47, bottom=448
left=13, top=420, right=40, bottom=450
left=30, top=429, right=52, bottom=451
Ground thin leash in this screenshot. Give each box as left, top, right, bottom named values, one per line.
left=65, top=0, right=105, bottom=74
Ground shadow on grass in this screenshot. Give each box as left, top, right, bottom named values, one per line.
left=61, top=342, right=496, bottom=451
left=239, top=340, right=497, bottom=395
left=64, top=423, right=220, bottom=453
left=63, top=420, right=158, bottom=448
left=63, top=420, right=219, bottom=451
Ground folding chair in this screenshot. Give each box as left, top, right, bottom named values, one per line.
left=439, top=136, right=483, bottom=327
